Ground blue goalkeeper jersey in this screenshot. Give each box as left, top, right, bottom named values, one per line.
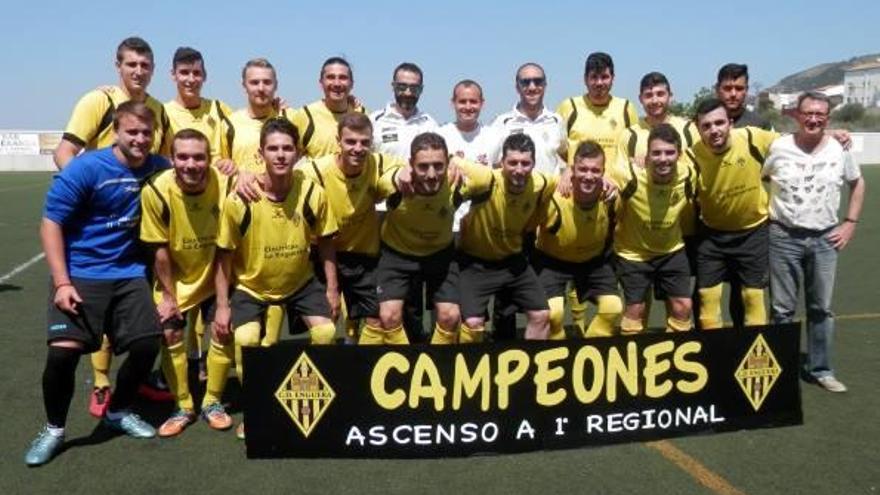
left=43, top=147, right=169, bottom=279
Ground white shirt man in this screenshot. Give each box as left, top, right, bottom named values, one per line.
left=370, top=62, right=437, bottom=161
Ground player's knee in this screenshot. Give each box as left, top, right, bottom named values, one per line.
left=669, top=297, right=692, bottom=320
left=379, top=305, right=403, bottom=330
left=596, top=295, right=623, bottom=317
left=464, top=316, right=485, bottom=330
left=127, top=336, right=160, bottom=361
left=436, top=306, right=460, bottom=331
left=49, top=339, right=86, bottom=351
left=163, top=328, right=184, bottom=346
left=309, top=322, right=337, bottom=345
left=234, top=322, right=261, bottom=348
left=527, top=309, right=549, bottom=326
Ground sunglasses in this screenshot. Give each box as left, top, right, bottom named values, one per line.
left=517, top=77, right=546, bottom=88
left=393, top=82, right=423, bottom=94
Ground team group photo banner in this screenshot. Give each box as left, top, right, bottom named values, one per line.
left=242, top=324, right=802, bottom=458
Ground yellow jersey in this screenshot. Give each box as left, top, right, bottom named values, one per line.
left=556, top=94, right=638, bottom=166
left=290, top=99, right=366, bottom=158
left=227, top=108, right=296, bottom=174
left=63, top=86, right=168, bottom=153
left=161, top=98, right=234, bottom=163
left=535, top=192, right=613, bottom=263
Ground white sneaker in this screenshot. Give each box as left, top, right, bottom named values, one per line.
left=816, top=376, right=847, bottom=393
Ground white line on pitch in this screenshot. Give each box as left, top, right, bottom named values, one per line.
left=0, top=252, right=45, bottom=284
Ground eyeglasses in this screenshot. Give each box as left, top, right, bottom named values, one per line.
left=517, top=77, right=546, bottom=88
left=393, top=82, right=423, bottom=95
left=800, top=111, right=829, bottom=119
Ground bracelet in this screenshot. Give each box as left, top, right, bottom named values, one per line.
left=53, top=282, right=73, bottom=290
left=844, top=217, right=859, bottom=224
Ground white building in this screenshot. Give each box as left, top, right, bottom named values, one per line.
left=844, top=61, right=880, bottom=107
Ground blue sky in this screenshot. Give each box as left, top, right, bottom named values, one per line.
left=1, top=0, right=877, bottom=130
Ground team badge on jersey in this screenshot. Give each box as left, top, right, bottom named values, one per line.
left=734, top=334, right=782, bottom=412
left=275, top=352, right=336, bottom=438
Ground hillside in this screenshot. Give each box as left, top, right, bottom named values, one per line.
left=769, top=53, right=880, bottom=92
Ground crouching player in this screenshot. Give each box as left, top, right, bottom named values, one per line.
left=140, top=129, right=231, bottom=437
left=533, top=140, right=622, bottom=339
left=209, top=118, right=339, bottom=439
left=613, top=124, right=695, bottom=334
left=375, top=132, right=493, bottom=344
left=457, top=133, right=555, bottom=342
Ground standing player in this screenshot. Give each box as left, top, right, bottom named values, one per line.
left=370, top=62, right=438, bottom=160
left=687, top=98, right=778, bottom=330
left=614, top=124, right=695, bottom=334
left=533, top=140, right=621, bottom=339
left=291, top=57, right=367, bottom=159
left=53, top=37, right=169, bottom=417
left=301, top=113, right=405, bottom=345
left=228, top=58, right=294, bottom=347
left=556, top=52, right=638, bottom=168
left=376, top=133, right=493, bottom=344
left=140, top=129, right=230, bottom=437
left=715, top=63, right=771, bottom=130
left=26, top=102, right=168, bottom=466
left=211, top=118, right=339, bottom=439
left=457, top=133, right=554, bottom=342
left=617, top=72, right=700, bottom=167
left=764, top=92, right=864, bottom=392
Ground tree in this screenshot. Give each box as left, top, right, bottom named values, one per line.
left=669, top=86, right=714, bottom=118
left=833, top=103, right=866, bottom=123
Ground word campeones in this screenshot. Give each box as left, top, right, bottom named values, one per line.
left=370, top=340, right=708, bottom=411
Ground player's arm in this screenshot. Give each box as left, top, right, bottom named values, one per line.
left=317, top=236, right=339, bottom=321
left=152, top=246, right=182, bottom=324
left=212, top=250, right=233, bottom=343
left=55, top=90, right=112, bottom=169
left=40, top=218, right=82, bottom=315
left=53, top=140, right=83, bottom=170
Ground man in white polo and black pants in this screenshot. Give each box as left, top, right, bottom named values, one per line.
left=763, top=91, right=865, bottom=393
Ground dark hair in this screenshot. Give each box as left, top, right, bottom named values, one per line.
left=585, top=52, right=614, bottom=77
left=411, top=132, right=448, bottom=159
left=501, top=133, right=536, bottom=161
left=321, top=57, right=352, bottom=79
left=647, top=123, right=681, bottom=151
left=573, top=140, right=605, bottom=163
left=337, top=112, right=373, bottom=136
left=452, top=79, right=483, bottom=100
left=260, top=118, right=299, bottom=148
left=171, top=128, right=210, bottom=160
left=172, top=46, right=204, bottom=71
left=716, top=63, right=749, bottom=85
left=116, top=37, right=153, bottom=64
left=393, top=62, right=423, bottom=84
left=694, top=97, right=727, bottom=121
left=639, top=71, right=670, bottom=93
left=113, top=101, right=154, bottom=129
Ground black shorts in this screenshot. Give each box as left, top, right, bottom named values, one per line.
left=532, top=251, right=618, bottom=302
left=230, top=277, right=330, bottom=330
left=332, top=252, right=380, bottom=319
left=164, top=297, right=217, bottom=331
left=377, top=244, right=458, bottom=305
left=458, top=253, right=548, bottom=319
left=46, top=277, right=161, bottom=354
left=615, top=249, right=691, bottom=305
left=696, top=222, right=768, bottom=289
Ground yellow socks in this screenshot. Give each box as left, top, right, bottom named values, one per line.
left=585, top=295, right=622, bottom=338
left=666, top=316, right=693, bottom=333
left=309, top=323, right=337, bottom=345
left=430, top=323, right=457, bottom=344
left=566, top=286, right=588, bottom=336
left=548, top=297, right=566, bottom=340
left=91, top=336, right=112, bottom=389
left=234, top=322, right=261, bottom=382
left=260, top=305, right=284, bottom=347
left=359, top=323, right=409, bottom=345
left=741, top=287, right=768, bottom=326
left=202, top=339, right=234, bottom=407
left=620, top=315, right=644, bottom=336
left=698, top=284, right=724, bottom=330
left=459, top=324, right=485, bottom=344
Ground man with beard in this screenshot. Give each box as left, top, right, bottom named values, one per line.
left=457, top=133, right=554, bottom=343
left=614, top=124, right=696, bottom=334
left=375, top=132, right=494, bottom=344
left=140, top=129, right=231, bottom=436
left=532, top=140, right=622, bottom=339
left=715, top=63, right=771, bottom=130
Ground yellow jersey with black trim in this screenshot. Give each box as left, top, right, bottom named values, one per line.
left=216, top=172, right=337, bottom=302
left=161, top=98, right=234, bottom=163
left=556, top=95, right=638, bottom=166
left=290, top=100, right=367, bottom=158
left=460, top=169, right=556, bottom=261
left=140, top=167, right=229, bottom=311
left=688, top=127, right=778, bottom=231
left=378, top=161, right=494, bottom=257
left=535, top=191, right=613, bottom=264
left=63, top=86, right=167, bottom=153
left=613, top=159, right=696, bottom=262
left=301, top=152, right=404, bottom=256
left=616, top=115, right=700, bottom=165
left=227, top=108, right=296, bottom=174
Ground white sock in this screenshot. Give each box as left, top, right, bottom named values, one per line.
left=46, top=424, right=65, bottom=437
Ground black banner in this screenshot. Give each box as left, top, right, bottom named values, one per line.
left=242, top=324, right=801, bottom=458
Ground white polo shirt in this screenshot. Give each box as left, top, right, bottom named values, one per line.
left=763, top=135, right=861, bottom=231
left=438, top=121, right=501, bottom=232
left=369, top=103, right=438, bottom=160
left=490, top=104, right=567, bottom=176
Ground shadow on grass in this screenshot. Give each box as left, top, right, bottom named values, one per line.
left=0, top=284, right=22, bottom=293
